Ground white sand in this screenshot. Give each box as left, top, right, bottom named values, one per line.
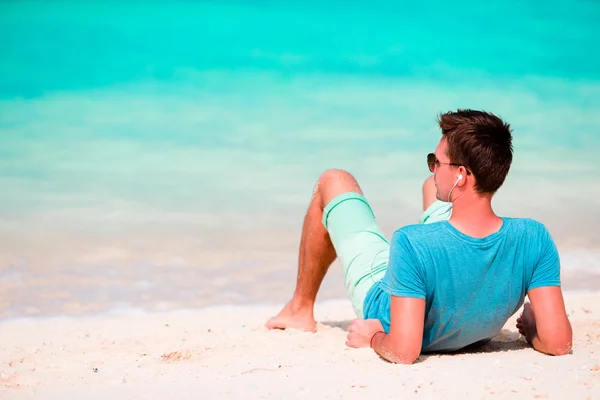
left=1, top=291, right=599, bottom=400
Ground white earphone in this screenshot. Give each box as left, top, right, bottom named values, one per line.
left=445, top=173, right=465, bottom=210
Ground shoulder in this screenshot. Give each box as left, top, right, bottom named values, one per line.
left=392, top=222, right=448, bottom=246
left=503, top=217, right=553, bottom=238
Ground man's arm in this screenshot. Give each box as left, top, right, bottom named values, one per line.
left=517, top=286, right=572, bottom=356
left=350, top=228, right=425, bottom=363
left=370, top=296, right=425, bottom=364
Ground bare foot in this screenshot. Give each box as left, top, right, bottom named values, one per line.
left=265, top=302, right=317, bottom=332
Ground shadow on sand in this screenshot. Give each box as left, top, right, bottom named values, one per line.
left=320, top=320, right=530, bottom=362
left=321, top=320, right=353, bottom=331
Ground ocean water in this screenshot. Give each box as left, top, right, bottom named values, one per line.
left=1, top=0, right=599, bottom=319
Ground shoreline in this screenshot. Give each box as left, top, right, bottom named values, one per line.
left=1, top=287, right=599, bottom=324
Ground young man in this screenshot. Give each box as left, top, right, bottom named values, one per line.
left=266, top=109, right=573, bottom=364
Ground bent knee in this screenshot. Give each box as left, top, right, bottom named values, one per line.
left=422, top=175, right=435, bottom=190
left=316, top=169, right=363, bottom=206
left=422, top=176, right=436, bottom=211
left=319, top=169, right=356, bottom=184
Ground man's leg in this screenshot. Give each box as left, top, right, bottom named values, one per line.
left=419, top=176, right=452, bottom=225
left=422, top=176, right=436, bottom=211
left=266, top=169, right=364, bottom=332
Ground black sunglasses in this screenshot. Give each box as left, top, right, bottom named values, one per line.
left=427, top=153, right=471, bottom=175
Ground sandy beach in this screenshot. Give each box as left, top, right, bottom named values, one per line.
left=1, top=291, right=599, bottom=399
left=2, top=1, right=599, bottom=399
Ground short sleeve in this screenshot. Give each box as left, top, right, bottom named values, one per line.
left=528, top=225, right=561, bottom=291
left=379, top=229, right=426, bottom=299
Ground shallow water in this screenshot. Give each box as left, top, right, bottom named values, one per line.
left=1, top=1, right=599, bottom=319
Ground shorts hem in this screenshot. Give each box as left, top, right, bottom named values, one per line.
left=322, top=192, right=371, bottom=229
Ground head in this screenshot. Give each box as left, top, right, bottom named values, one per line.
left=428, top=109, right=513, bottom=201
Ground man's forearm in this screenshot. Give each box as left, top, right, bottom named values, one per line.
left=370, top=331, right=420, bottom=364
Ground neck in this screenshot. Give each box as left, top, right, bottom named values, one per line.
left=448, top=191, right=503, bottom=238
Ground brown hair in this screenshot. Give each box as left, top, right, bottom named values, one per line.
left=438, top=109, right=513, bottom=194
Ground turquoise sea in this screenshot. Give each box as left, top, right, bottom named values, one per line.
left=1, top=1, right=599, bottom=318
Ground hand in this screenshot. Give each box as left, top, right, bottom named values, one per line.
left=346, top=318, right=384, bottom=348
left=516, top=302, right=537, bottom=344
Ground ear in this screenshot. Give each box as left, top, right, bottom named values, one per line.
left=457, top=167, right=468, bottom=186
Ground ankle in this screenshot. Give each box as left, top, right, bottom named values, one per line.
left=289, top=298, right=314, bottom=316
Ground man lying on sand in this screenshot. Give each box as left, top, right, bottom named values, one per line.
left=267, top=109, right=573, bottom=364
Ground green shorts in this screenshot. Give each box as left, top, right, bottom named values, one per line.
left=322, top=193, right=450, bottom=318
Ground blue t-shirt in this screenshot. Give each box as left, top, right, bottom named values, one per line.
left=363, top=217, right=561, bottom=353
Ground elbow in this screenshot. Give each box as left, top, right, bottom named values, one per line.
left=396, top=355, right=420, bottom=365
left=387, top=349, right=421, bottom=365
left=544, top=340, right=573, bottom=356
left=540, top=329, right=573, bottom=356
left=551, top=347, right=571, bottom=356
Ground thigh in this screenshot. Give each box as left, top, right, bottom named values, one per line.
left=419, top=199, right=452, bottom=224
left=322, top=192, right=389, bottom=317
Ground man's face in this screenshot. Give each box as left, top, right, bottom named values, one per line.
left=433, top=138, right=458, bottom=201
